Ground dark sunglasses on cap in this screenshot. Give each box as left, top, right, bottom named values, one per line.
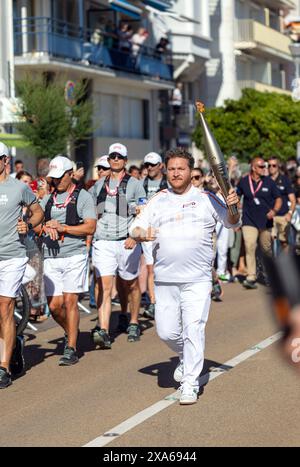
left=109, top=153, right=126, bottom=160
left=97, top=165, right=110, bottom=170
left=145, top=162, right=159, bottom=168
left=191, top=175, right=201, bottom=181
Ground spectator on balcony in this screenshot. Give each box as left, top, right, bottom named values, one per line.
left=131, top=28, right=149, bottom=58
left=171, top=82, right=183, bottom=116
left=155, top=37, right=169, bottom=58
left=91, top=17, right=106, bottom=46
left=118, top=22, right=133, bottom=53
left=104, top=19, right=117, bottom=49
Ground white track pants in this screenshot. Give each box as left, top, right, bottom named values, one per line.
left=154, top=281, right=212, bottom=390
left=216, top=222, right=230, bottom=276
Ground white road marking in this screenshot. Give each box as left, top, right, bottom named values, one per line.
left=84, top=332, right=282, bottom=447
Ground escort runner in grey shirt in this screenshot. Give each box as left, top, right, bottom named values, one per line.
left=145, top=178, right=164, bottom=200
left=0, top=177, right=37, bottom=260
left=89, top=177, right=146, bottom=240
left=40, top=190, right=96, bottom=258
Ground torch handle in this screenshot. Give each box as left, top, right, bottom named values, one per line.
left=228, top=204, right=239, bottom=217
left=211, top=163, right=239, bottom=217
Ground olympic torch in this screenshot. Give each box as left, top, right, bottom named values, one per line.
left=195, top=101, right=239, bottom=217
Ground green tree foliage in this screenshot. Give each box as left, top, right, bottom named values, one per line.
left=193, top=89, right=300, bottom=162
left=15, top=76, right=93, bottom=158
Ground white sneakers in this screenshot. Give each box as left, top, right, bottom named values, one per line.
left=174, top=360, right=198, bottom=405
left=173, top=360, right=184, bottom=383
left=180, top=386, right=198, bottom=405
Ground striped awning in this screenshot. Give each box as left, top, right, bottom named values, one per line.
left=108, top=0, right=142, bottom=19
left=142, top=0, right=171, bottom=11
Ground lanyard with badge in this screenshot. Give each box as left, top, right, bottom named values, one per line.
left=52, top=184, right=76, bottom=208
left=248, top=175, right=263, bottom=205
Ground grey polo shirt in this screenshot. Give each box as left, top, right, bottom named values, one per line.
left=0, top=177, right=37, bottom=260
left=89, top=176, right=146, bottom=241
left=40, top=189, right=96, bottom=258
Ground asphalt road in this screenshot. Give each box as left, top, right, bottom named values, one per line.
left=1, top=282, right=300, bottom=447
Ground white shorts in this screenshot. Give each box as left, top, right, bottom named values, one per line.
left=44, top=254, right=89, bottom=297
left=0, top=257, right=28, bottom=298
left=93, top=239, right=142, bottom=280
left=22, top=264, right=37, bottom=285
left=142, top=242, right=154, bottom=266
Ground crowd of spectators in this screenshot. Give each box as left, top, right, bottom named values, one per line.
left=88, top=17, right=170, bottom=61
left=8, top=151, right=300, bottom=322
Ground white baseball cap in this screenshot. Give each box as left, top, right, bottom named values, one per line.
left=0, top=142, right=9, bottom=157
left=47, top=155, right=74, bottom=178
left=95, top=155, right=110, bottom=169
left=144, top=152, right=162, bottom=165
left=108, top=143, right=128, bottom=158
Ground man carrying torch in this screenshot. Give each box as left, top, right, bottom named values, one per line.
left=130, top=124, right=240, bottom=404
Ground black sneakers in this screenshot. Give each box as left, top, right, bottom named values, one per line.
left=118, top=313, right=129, bottom=333
left=143, top=303, right=155, bottom=320
left=59, top=346, right=79, bottom=366
left=10, top=335, right=25, bottom=376
left=0, top=367, right=12, bottom=389
left=243, top=279, right=258, bottom=290
left=127, top=323, right=141, bottom=343
left=91, top=326, right=112, bottom=349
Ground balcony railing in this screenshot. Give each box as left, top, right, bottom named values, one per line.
left=234, top=19, right=292, bottom=58
left=238, top=80, right=291, bottom=95
left=14, top=17, right=173, bottom=81
left=175, top=101, right=196, bottom=131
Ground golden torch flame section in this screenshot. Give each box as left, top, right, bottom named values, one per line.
left=195, top=101, right=205, bottom=114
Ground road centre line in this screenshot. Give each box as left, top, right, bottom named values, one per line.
left=84, top=332, right=282, bottom=447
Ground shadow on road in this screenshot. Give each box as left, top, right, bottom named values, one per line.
left=139, top=358, right=232, bottom=393
left=22, top=311, right=155, bottom=372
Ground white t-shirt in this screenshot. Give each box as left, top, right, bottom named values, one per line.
left=129, top=185, right=240, bottom=283
left=172, top=88, right=182, bottom=107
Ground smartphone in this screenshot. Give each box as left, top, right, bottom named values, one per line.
left=76, top=161, right=84, bottom=170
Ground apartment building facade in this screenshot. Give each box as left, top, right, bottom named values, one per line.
left=204, top=0, right=297, bottom=107
left=1, top=1, right=299, bottom=168
left=0, top=0, right=176, bottom=171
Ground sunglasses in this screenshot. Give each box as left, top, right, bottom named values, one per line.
left=145, top=162, right=159, bottom=168
left=191, top=175, right=201, bottom=181
left=97, top=166, right=109, bottom=170
left=109, top=153, right=126, bottom=160
left=0, top=155, right=7, bottom=160
left=268, top=164, right=278, bottom=168
left=256, top=164, right=266, bottom=169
